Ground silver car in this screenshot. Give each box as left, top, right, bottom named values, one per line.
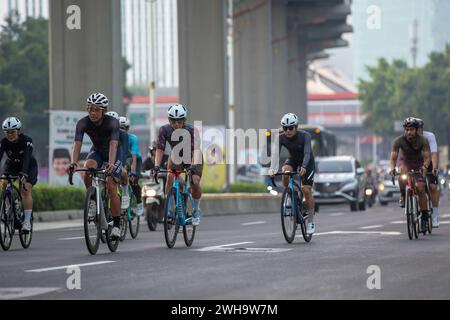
left=378, top=172, right=401, bottom=206
left=313, top=156, right=367, bottom=212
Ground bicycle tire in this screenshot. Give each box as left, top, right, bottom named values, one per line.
left=19, top=213, right=33, bottom=249
left=146, top=205, right=158, bottom=231
left=128, top=191, right=140, bottom=239
left=106, top=214, right=120, bottom=253
left=427, top=209, right=432, bottom=234
left=299, top=200, right=312, bottom=243
left=164, top=188, right=179, bottom=248
left=84, top=187, right=101, bottom=255
left=281, top=188, right=297, bottom=243
left=406, top=191, right=414, bottom=240
left=0, top=192, right=13, bottom=251
left=119, top=210, right=128, bottom=242
left=412, top=196, right=419, bottom=239
left=183, top=195, right=196, bottom=247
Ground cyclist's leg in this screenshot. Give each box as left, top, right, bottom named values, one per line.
left=84, top=150, right=102, bottom=188
left=301, top=162, right=315, bottom=233
left=20, top=159, right=38, bottom=229
left=1, top=159, right=14, bottom=191
left=397, top=159, right=409, bottom=206
left=427, top=164, right=440, bottom=226
left=189, top=165, right=203, bottom=225
left=131, top=157, right=143, bottom=215
left=282, top=158, right=297, bottom=188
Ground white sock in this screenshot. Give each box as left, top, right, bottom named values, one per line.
left=192, top=199, right=200, bottom=214
left=24, top=209, right=32, bottom=223
left=121, top=185, right=129, bottom=197
left=433, top=207, right=439, bottom=220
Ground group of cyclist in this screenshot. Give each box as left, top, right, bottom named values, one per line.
left=0, top=91, right=441, bottom=241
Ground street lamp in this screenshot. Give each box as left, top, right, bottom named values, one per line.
left=145, top=0, right=157, bottom=145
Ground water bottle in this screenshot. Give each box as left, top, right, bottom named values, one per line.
left=14, top=198, right=21, bottom=214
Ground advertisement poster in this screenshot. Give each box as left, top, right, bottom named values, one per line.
left=201, top=126, right=226, bottom=191
left=48, top=111, right=93, bottom=186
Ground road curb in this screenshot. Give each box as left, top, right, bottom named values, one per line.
left=34, top=193, right=281, bottom=222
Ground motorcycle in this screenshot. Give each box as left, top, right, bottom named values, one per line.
left=364, top=184, right=377, bottom=208
left=141, top=171, right=166, bottom=231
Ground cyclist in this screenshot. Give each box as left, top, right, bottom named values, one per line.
left=69, top=93, right=123, bottom=239
left=416, top=118, right=440, bottom=227
left=390, top=117, right=431, bottom=232
left=119, top=116, right=144, bottom=216
left=0, top=117, right=38, bottom=233
left=269, top=113, right=316, bottom=235
left=106, top=111, right=131, bottom=210
left=152, top=104, right=203, bottom=226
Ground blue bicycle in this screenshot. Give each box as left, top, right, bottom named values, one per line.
left=271, top=171, right=312, bottom=244
left=156, top=169, right=196, bottom=248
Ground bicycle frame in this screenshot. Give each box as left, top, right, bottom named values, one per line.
left=171, top=170, right=194, bottom=226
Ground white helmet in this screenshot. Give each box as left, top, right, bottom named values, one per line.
left=87, top=93, right=109, bottom=108
left=168, top=104, right=187, bottom=120
left=106, top=111, right=119, bottom=120
left=281, top=113, right=299, bottom=126
left=2, top=117, right=22, bottom=130
left=119, top=116, right=130, bottom=127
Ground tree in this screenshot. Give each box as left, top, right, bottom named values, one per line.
left=0, top=12, right=49, bottom=166
left=358, top=45, right=450, bottom=148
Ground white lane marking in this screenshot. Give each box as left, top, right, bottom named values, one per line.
left=25, top=261, right=116, bottom=273
left=329, top=213, right=346, bottom=216
left=312, top=231, right=402, bottom=236
left=193, top=242, right=291, bottom=253
left=359, top=225, right=384, bottom=230
left=241, top=221, right=266, bottom=226
left=390, top=221, right=406, bottom=224
left=0, top=287, right=61, bottom=300
left=58, top=236, right=95, bottom=241
left=439, top=221, right=450, bottom=224
left=440, top=214, right=450, bottom=218
left=194, top=242, right=254, bottom=252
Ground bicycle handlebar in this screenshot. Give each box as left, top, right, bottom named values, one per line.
left=68, top=168, right=108, bottom=185
left=0, top=175, right=27, bottom=191
left=268, top=171, right=301, bottom=188
left=154, top=168, right=191, bottom=185
left=391, top=170, right=436, bottom=186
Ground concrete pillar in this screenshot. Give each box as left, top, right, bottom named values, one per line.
left=287, top=30, right=308, bottom=124
left=49, top=0, right=123, bottom=112
left=270, top=0, right=289, bottom=124
left=234, top=0, right=272, bottom=130
left=178, top=0, right=226, bottom=125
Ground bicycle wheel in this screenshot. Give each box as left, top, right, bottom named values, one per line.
left=427, top=209, right=433, bottom=234
left=164, top=188, right=179, bottom=248
left=299, top=200, right=312, bottom=243
left=119, top=210, right=128, bottom=242
left=19, top=205, right=33, bottom=249
left=128, top=192, right=140, bottom=239
left=146, top=204, right=158, bottom=231
left=412, top=196, right=419, bottom=239
left=106, top=211, right=120, bottom=253
left=183, top=195, right=196, bottom=247
left=0, top=192, right=14, bottom=251
left=405, top=192, right=414, bottom=240
left=281, top=188, right=297, bottom=243
left=84, top=187, right=101, bottom=255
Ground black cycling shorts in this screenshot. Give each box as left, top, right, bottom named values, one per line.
left=2, top=158, right=38, bottom=186
left=283, top=158, right=315, bottom=186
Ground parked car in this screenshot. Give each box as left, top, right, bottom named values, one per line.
left=314, top=156, right=367, bottom=212
left=378, top=172, right=401, bottom=206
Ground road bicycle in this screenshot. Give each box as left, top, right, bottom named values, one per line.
left=156, top=169, right=196, bottom=248
left=0, top=176, right=33, bottom=250
left=70, top=168, right=122, bottom=254
left=270, top=171, right=312, bottom=244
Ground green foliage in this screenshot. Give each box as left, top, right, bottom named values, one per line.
left=0, top=12, right=49, bottom=166
left=358, top=45, right=450, bottom=146
left=229, top=181, right=267, bottom=193
left=32, top=184, right=85, bottom=211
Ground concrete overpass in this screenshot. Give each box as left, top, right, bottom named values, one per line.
left=49, top=0, right=351, bottom=129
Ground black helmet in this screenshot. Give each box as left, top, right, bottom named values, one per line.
left=415, top=118, right=424, bottom=129
left=403, top=117, right=419, bottom=128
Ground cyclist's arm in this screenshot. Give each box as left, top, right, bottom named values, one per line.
left=422, top=139, right=431, bottom=169
left=0, top=141, right=4, bottom=164
left=131, top=154, right=137, bottom=173
left=192, top=127, right=202, bottom=166
left=71, top=141, right=82, bottom=165
left=301, top=132, right=312, bottom=168
left=390, top=140, right=400, bottom=172
left=72, top=120, right=85, bottom=164
left=155, top=149, right=164, bottom=167
left=155, top=126, right=166, bottom=167
left=108, top=120, right=120, bottom=165
left=20, top=137, right=33, bottom=176
left=428, top=133, right=438, bottom=169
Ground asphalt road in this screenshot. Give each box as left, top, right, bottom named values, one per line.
left=1, top=197, right=450, bottom=300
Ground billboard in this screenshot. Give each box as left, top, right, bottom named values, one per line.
left=48, top=111, right=92, bottom=186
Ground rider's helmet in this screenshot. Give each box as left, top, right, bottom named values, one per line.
left=402, top=117, right=419, bottom=128
left=105, top=111, right=119, bottom=120
left=119, top=116, right=130, bottom=128
left=415, top=118, right=424, bottom=129
left=2, top=117, right=22, bottom=130
left=87, top=93, right=109, bottom=108
left=280, top=113, right=299, bottom=127
left=167, top=104, right=187, bottom=120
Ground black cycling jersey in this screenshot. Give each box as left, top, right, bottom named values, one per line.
left=74, top=115, right=120, bottom=159
left=0, top=134, right=36, bottom=176
left=278, top=130, right=314, bottom=168
left=392, top=135, right=430, bottom=163
left=156, top=124, right=200, bottom=152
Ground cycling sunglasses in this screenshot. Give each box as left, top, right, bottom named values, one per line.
left=283, top=126, right=296, bottom=132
